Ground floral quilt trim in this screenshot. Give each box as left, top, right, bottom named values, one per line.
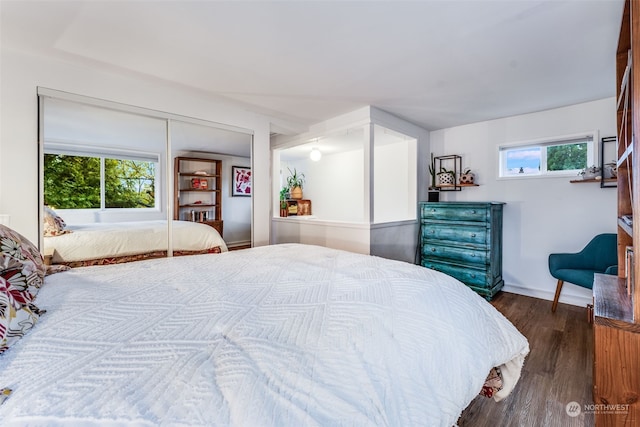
left=54, top=247, right=223, bottom=268
left=45, top=264, right=71, bottom=276
left=479, top=366, right=503, bottom=398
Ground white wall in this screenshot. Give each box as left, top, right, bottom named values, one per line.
left=222, top=159, right=251, bottom=247
left=0, top=47, right=272, bottom=246
left=430, top=98, right=617, bottom=306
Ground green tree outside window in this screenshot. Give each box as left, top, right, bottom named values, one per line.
left=44, top=154, right=156, bottom=209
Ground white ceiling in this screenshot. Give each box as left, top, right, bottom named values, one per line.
left=1, top=0, right=625, bottom=132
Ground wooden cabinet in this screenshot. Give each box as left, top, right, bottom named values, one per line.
left=419, top=202, right=504, bottom=300
left=592, top=1, right=640, bottom=425
left=173, top=157, right=223, bottom=236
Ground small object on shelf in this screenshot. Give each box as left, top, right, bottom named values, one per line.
left=578, top=165, right=601, bottom=180
left=191, top=178, right=201, bottom=189
left=460, top=168, right=475, bottom=184
left=622, top=215, right=633, bottom=227
left=199, top=179, right=208, bottom=189
left=286, top=167, right=305, bottom=200
left=284, top=199, right=312, bottom=216
left=427, top=190, right=440, bottom=202
left=437, top=167, right=455, bottom=186
left=193, top=170, right=207, bottom=175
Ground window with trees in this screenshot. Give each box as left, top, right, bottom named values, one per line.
left=44, top=152, right=158, bottom=210
left=498, top=133, right=595, bottom=178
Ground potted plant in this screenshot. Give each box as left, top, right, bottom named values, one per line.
left=279, top=187, right=289, bottom=217
left=437, top=167, right=456, bottom=186
left=428, top=154, right=440, bottom=201
left=287, top=167, right=305, bottom=199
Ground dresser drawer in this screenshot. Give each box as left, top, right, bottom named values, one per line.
left=422, top=243, right=488, bottom=265
left=421, top=223, right=487, bottom=246
left=421, top=260, right=490, bottom=288
left=420, top=205, right=488, bottom=222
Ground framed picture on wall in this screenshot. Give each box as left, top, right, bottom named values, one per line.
left=232, top=166, right=251, bottom=196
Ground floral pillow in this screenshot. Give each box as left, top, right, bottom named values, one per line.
left=0, top=225, right=47, bottom=353
left=0, top=297, right=42, bottom=354
left=43, top=206, right=71, bottom=237
left=0, top=225, right=45, bottom=298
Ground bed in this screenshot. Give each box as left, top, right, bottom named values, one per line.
left=43, top=219, right=228, bottom=267
left=0, top=231, right=529, bottom=426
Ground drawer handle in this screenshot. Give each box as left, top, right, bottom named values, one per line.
left=471, top=254, right=476, bottom=257
left=429, top=230, right=435, bottom=234
left=471, top=210, right=476, bottom=214
left=431, top=248, right=436, bottom=252
left=431, top=209, right=436, bottom=212
left=470, top=274, right=476, bottom=278
left=470, top=233, right=476, bottom=237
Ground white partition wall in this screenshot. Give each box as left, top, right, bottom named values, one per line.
left=373, top=125, right=417, bottom=224
left=271, top=106, right=429, bottom=262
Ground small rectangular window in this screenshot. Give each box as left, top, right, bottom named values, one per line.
left=499, top=133, right=596, bottom=178
left=44, top=151, right=159, bottom=210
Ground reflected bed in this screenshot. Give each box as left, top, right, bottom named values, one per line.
left=44, top=220, right=227, bottom=267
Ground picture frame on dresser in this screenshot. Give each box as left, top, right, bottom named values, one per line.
left=232, top=166, right=251, bottom=196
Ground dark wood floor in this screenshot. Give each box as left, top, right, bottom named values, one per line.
left=458, top=292, right=594, bottom=427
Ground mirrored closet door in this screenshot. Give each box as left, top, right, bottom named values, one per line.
left=39, top=89, right=253, bottom=267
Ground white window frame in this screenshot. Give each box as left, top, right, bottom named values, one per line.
left=44, top=142, right=161, bottom=211
left=498, top=131, right=598, bottom=179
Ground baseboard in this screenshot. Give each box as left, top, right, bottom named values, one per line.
left=503, top=283, right=592, bottom=308
left=226, top=240, right=251, bottom=250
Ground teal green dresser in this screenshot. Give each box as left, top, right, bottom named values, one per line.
left=420, top=202, right=505, bottom=300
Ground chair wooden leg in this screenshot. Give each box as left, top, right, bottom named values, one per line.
left=552, top=279, right=564, bottom=313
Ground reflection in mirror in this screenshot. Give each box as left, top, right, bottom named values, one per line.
left=41, top=96, right=169, bottom=266
left=171, top=121, right=252, bottom=250
left=40, top=93, right=254, bottom=267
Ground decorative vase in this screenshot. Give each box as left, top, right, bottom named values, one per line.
left=460, top=173, right=475, bottom=184
left=290, top=186, right=303, bottom=199
left=437, top=173, right=454, bottom=186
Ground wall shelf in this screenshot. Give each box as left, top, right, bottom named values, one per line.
left=436, top=183, right=479, bottom=188
left=569, top=178, right=616, bottom=184
left=432, top=154, right=478, bottom=191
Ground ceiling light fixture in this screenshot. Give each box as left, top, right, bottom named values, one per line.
left=310, top=147, right=322, bottom=161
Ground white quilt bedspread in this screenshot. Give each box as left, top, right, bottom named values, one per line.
left=44, top=220, right=227, bottom=263
left=0, top=244, right=529, bottom=426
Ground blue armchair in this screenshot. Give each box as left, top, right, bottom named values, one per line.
left=548, top=233, right=618, bottom=312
